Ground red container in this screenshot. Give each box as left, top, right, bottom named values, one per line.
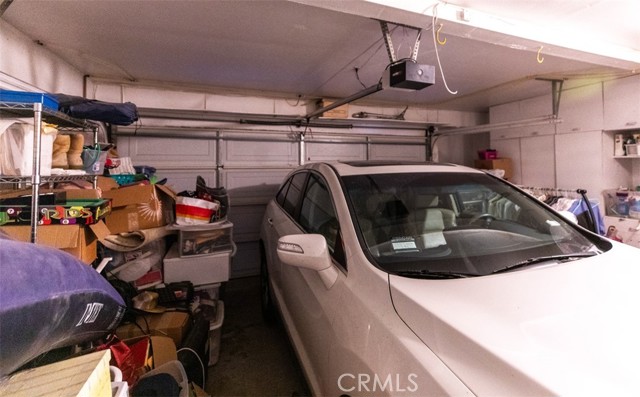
left=478, top=149, right=498, bottom=160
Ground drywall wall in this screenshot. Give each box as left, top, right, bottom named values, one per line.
left=0, top=21, right=83, bottom=94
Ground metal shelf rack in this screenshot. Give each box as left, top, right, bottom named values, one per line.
left=0, top=100, right=99, bottom=243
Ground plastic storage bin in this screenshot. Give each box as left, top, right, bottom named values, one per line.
left=137, top=360, right=189, bottom=397
left=163, top=242, right=232, bottom=285
left=208, top=300, right=225, bottom=366
left=169, top=220, right=233, bottom=257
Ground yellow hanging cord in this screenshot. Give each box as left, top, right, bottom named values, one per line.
left=436, top=24, right=447, bottom=45
left=537, top=46, right=545, bottom=63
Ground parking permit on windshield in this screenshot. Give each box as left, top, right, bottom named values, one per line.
left=392, top=237, right=419, bottom=251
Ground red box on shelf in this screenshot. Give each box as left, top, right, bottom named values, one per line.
left=478, top=149, right=498, bottom=160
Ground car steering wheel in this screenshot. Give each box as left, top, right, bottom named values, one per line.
left=469, top=213, right=496, bottom=227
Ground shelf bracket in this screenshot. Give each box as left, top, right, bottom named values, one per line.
left=379, top=20, right=423, bottom=64
left=537, top=78, right=564, bottom=118
left=551, top=79, right=563, bottom=118
left=379, top=21, right=396, bottom=63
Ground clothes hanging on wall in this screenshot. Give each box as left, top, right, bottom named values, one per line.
left=520, top=187, right=605, bottom=235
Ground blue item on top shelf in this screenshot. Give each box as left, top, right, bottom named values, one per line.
left=0, top=89, right=59, bottom=110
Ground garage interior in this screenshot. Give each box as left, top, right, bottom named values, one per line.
left=0, top=0, right=639, bottom=396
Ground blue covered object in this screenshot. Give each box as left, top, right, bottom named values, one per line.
left=0, top=235, right=126, bottom=376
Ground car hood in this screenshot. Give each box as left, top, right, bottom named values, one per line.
left=389, top=244, right=640, bottom=396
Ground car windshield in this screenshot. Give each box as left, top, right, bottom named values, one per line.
left=342, top=172, right=610, bottom=277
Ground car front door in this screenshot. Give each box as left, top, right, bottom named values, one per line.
left=278, top=171, right=348, bottom=394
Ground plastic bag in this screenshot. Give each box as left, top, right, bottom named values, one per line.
left=175, top=196, right=220, bottom=225
left=0, top=118, right=57, bottom=176
left=196, top=176, right=228, bottom=220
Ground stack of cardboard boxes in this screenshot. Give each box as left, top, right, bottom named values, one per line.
left=0, top=176, right=176, bottom=264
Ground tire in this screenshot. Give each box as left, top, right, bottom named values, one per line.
left=260, top=241, right=277, bottom=323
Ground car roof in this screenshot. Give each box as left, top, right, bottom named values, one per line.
left=304, top=161, right=484, bottom=177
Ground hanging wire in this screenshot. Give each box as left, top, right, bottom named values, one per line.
left=431, top=3, right=458, bottom=95
left=354, top=67, right=368, bottom=89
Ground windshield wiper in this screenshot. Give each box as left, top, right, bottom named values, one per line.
left=491, top=252, right=597, bottom=275
left=394, top=270, right=478, bottom=279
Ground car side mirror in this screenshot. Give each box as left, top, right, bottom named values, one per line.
left=277, top=234, right=338, bottom=289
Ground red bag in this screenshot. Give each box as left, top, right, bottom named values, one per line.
left=98, top=335, right=151, bottom=386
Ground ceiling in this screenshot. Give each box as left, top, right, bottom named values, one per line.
left=2, top=0, right=639, bottom=114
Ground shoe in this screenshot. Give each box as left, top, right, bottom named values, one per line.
left=51, top=135, right=70, bottom=169
left=67, top=134, right=85, bottom=169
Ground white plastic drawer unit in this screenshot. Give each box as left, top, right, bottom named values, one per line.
left=169, top=220, right=234, bottom=257
left=163, top=242, right=232, bottom=285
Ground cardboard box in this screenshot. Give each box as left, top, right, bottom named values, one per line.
left=0, top=187, right=101, bottom=201
left=0, top=350, right=112, bottom=397
left=318, top=99, right=349, bottom=119
left=474, top=158, right=513, bottom=180
left=149, top=336, right=178, bottom=368
left=163, top=242, right=231, bottom=286
left=102, top=183, right=175, bottom=234
left=0, top=220, right=111, bottom=264
left=96, top=175, right=120, bottom=192
left=115, top=311, right=191, bottom=347
left=59, top=188, right=102, bottom=200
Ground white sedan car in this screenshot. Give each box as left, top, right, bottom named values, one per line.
left=259, top=161, right=640, bottom=397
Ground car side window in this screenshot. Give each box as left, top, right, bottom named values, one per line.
left=280, top=172, right=307, bottom=217
left=299, top=173, right=346, bottom=268
left=275, top=179, right=290, bottom=207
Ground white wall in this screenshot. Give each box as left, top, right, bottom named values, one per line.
left=489, top=77, right=639, bottom=213
left=0, top=21, right=84, bottom=93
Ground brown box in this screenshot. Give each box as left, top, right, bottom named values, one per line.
left=474, top=158, right=513, bottom=180
left=149, top=336, right=178, bottom=367
left=1, top=350, right=112, bottom=397
left=0, top=220, right=111, bottom=264
left=102, top=184, right=175, bottom=234
left=60, top=189, right=102, bottom=200
left=115, top=311, right=191, bottom=347
left=96, top=176, right=120, bottom=192
left=318, top=99, right=349, bottom=119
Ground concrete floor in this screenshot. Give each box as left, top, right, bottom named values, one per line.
left=205, top=276, right=310, bottom=397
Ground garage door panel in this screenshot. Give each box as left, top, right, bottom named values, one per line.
left=117, top=136, right=217, bottom=168
left=224, top=139, right=297, bottom=165
left=231, top=241, right=260, bottom=278
left=306, top=142, right=366, bottom=162
left=227, top=204, right=266, bottom=242
left=221, top=168, right=290, bottom=205
left=371, top=143, right=425, bottom=161
left=151, top=168, right=217, bottom=193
